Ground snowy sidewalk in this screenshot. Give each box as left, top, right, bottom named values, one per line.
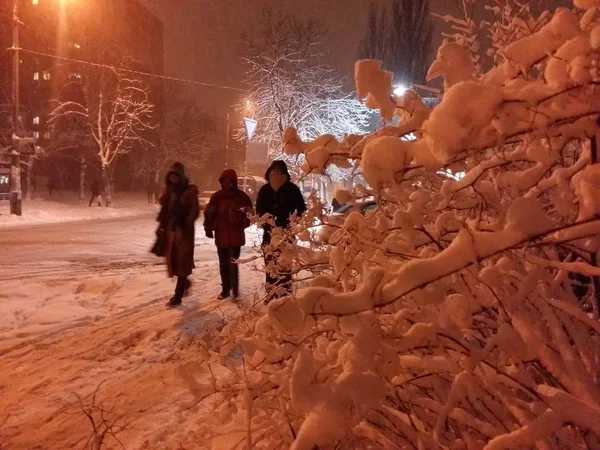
left=0, top=192, right=158, bottom=228
left=0, top=214, right=265, bottom=449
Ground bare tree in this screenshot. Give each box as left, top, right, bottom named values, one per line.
left=50, top=67, right=155, bottom=207
left=134, top=84, right=218, bottom=197
left=239, top=6, right=370, bottom=156
left=359, top=0, right=433, bottom=85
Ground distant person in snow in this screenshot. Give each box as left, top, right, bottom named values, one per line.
left=146, top=176, right=155, bottom=204
left=47, top=178, right=55, bottom=197
left=204, top=169, right=254, bottom=300
left=89, top=180, right=103, bottom=207
left=331, top=197, right=342, bottom=212
left=256, top=160, right=307, bottom=300
left=155, top=162, right=200, bottom=308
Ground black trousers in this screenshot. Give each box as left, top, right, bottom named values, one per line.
left=89, top=194, right=101, bottom=206
left=217, top=247, right=241, bottom=295
left=263, top=239, right=292, bottom=299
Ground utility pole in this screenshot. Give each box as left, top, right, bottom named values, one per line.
left=10, top=0, right=22, bottom=216
left=225, top=113, right=230, bottom=168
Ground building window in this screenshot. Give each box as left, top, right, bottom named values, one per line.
left=33, top=116, right=40, bottom=125
left=44, top=131, right=51, bottom=139
left=42, top=71, right=51, bottom=80
left=33, top=72, right=39, bottom=81
left=32, top=0, right=39, bottom=5
left=33, top=131, right=39, bottom=139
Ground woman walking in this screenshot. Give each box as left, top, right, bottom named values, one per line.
left=154, top=162, right=200, bottom=307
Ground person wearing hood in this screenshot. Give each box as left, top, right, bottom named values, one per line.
left=256, top=160, right=307, bottom=299
left=204, top=169, right=254, bottom=300
left=155, top=162, right=200, bottom=307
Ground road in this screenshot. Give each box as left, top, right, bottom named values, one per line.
left=0, top=214, right=262, bottom=449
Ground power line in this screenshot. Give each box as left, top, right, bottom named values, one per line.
left=17, top=47, right=247, bottom=92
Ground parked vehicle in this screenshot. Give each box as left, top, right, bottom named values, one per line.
left=199, top=190, right=217, bottom=211
left=237, top=176, right=265, bottom=203
left=315, top=200, right=377, bottom=243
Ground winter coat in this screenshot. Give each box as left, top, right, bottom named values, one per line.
left=256, top=177, right=307, bottom=244
left=91, top=181, right=101, bottom=196
left=157, top=162, right=200, bottom=277
left=204, top=169, right=254, bottom=248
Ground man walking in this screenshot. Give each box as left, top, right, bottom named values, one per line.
left=204, top=169, right=254, bottom=300
left=256, top=160, right=306, bottom=299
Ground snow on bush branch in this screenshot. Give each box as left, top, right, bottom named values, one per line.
left=179, top=4, right=600, bottom=449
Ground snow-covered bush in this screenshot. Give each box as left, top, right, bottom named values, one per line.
left=181, top=3, right=600, bottom=449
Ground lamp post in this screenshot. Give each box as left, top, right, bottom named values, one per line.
left=9, top=0, right=22, bottom=216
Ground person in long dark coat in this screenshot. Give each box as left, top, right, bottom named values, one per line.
left=156, top=162, right=200, bottom=307
left=256, top=160, right=307, bottom=299
left=204, top=169, right=254, bottom=300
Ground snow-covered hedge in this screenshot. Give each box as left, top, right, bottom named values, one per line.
left=181, top=3, right=600, bottom=449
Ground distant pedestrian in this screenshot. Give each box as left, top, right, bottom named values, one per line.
left=47, top=178, right=55, bottom=197
left=146, top=176, right=155, bottom=204
left=89, top=180, right=103, bottom=207
left=332, top=197, right=342, bottom=212
left=204, top=169, right=254, bottom=300
left=256, top=160, right=307, bottom=300
left=155, top=162, right=200, bottom=308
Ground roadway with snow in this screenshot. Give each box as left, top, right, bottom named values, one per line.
left=0, top=205, right=264, bottom=449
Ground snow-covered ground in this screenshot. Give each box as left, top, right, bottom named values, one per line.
left=0, top=192, right=158, bottom=228
left=0, top=208, right=266, bottom=449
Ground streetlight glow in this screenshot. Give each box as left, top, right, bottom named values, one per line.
left=393, top=85, right=407, bottom=96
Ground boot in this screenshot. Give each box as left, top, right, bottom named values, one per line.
left=167, top=277, right=187, bottom=307
left=217, top=290, right=230, bottom=300
left=166, top=295, right=182, bottom=307
left=184, top=279, right=192, bottom=297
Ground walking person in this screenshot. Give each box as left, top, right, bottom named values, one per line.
left=204, top=169, right=254, bottom=300
left=256, top=160, right=307, bottom=300
left=154, top=162, right=200, bottom=308
left=89, top=179, right=102, bottom=207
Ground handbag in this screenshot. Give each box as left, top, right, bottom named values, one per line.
left=151, top=227, right=167, bottom=257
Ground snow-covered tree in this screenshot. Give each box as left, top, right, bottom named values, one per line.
left=50, top=66, right=155, bottom=207
left=178, top=3, right=600, bottom=449
left=360, top=0, right=433, bottom=86
left=238, top=6, right=371, bottom=156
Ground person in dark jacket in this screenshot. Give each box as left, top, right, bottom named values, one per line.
left=204, top=169, right=254, bottom=300
left=89, top=180, right=102, bottom=207
left=156, top=162, right=200, bottom=307
left=256, top=160, right=307, bottom=299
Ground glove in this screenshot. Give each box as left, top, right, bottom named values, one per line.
left=206, top=230, right=214, bottom=239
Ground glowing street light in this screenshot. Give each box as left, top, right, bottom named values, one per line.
left=393, top=85, right=407, bottom=96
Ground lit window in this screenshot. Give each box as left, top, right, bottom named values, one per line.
left=73, top=43, right=81, bottom=49
left=33, top=131, right=39, bottom=139
left=33, top=72, right=39, bottom=81
left=32, top=0, right=39, bottom=5
left=33, top=116, right=40, bottom=125
left=44, top=131, right=51, bottom=139
left=42, top=71, right=51, bottom=80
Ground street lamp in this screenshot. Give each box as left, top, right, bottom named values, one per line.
left=393, top=85, right=407, bottom=96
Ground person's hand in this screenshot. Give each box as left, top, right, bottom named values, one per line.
left=206, top=230, right=214, bottom=239
left=156, top=227, right=165, bottom=236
